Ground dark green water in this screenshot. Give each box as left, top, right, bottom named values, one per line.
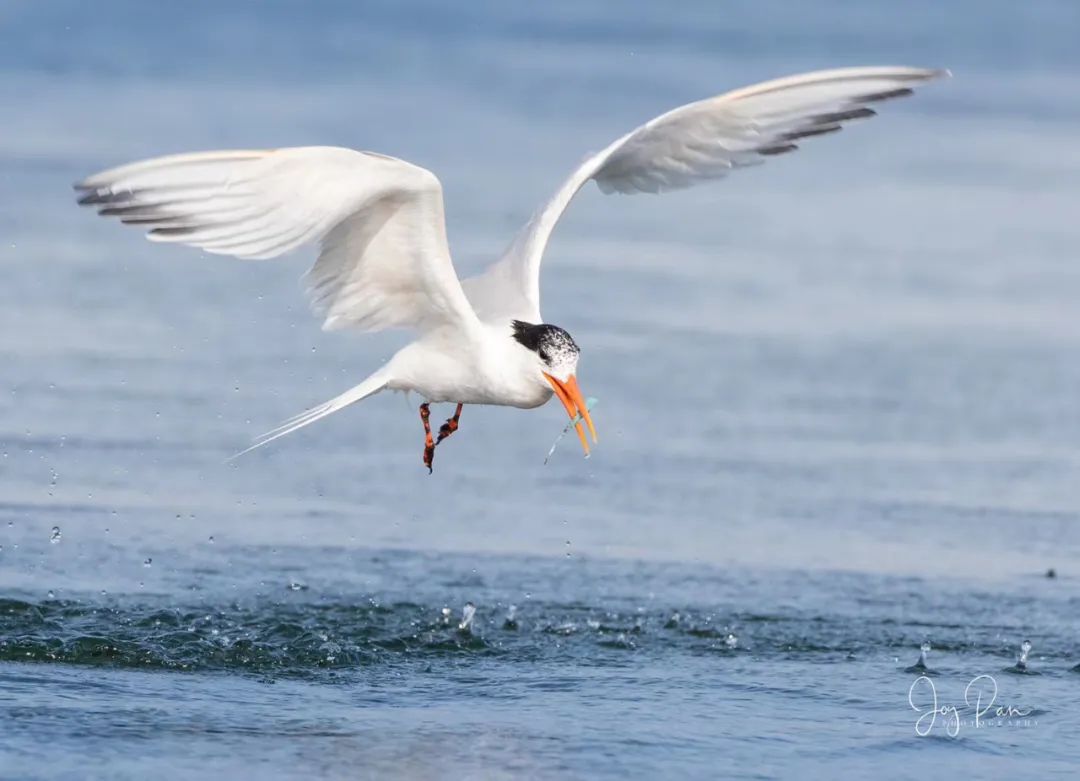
left=4, top=547, right=1080, bottom=778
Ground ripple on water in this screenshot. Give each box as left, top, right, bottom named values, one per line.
left=0, top=598, right=496, bottom=675
left=2, top=594, right=1077, bottom=678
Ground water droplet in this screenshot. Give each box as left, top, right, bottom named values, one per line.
left=47, top=590, right=54, bottom=599
left=143, top=558, right=152, bottom=568
left=906, top=640, right=933, bottom=673
left=1017, top=639, right=1033, bottom=669
left=208, top=536, right=215, bottom=544
left=725, top=633, right=738, bottom=649
left=287, top=580, right=305, bottom=591
left=919, top=641, right=930, bottom=663
left=49, top=526, right=61, bottom=544
left=459, top=602, right=476, bottom=631
left=440, top=606, right=452, bottom=625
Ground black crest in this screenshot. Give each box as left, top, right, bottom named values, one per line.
left=511, top=320, right=579, bottom=365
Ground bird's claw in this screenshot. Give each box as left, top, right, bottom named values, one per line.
left=419, top=402, right=462, bottom=474
left=436, top=418, right=458, bottom=444
left=419, top=402, right=436, bottom=474
left=436, top=403, right=463, bottom=446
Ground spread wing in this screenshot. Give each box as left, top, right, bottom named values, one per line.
left=462, top=66, right=948, bottom=324
left=76, top=146, right=481, bottom=335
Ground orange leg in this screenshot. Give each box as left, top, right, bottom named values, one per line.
left=436, top=403, right=464, bottom=445
left=419, top=403, right=435, bottom=473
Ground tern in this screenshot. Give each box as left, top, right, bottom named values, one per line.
left=75, top=66, right=946, bottom=472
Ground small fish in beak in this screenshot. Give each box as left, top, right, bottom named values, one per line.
left=545, top=396, right=600, bottom=464
left=543, top=372, right=598, bottom=456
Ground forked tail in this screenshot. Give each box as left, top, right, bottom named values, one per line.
left=229, top=369, right=389, bottom=460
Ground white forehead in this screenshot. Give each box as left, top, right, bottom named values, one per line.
left=545, top=348, right=579, bottom=381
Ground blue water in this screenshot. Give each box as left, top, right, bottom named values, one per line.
left=3, top=1, right=1080, bottom=778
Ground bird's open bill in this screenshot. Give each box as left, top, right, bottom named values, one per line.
left=543, top=373, right=598, bottom=456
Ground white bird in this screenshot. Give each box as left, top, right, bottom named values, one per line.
left=75, top=66, right=947, bottom=472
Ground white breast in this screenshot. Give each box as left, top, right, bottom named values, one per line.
left=384, top=324, right=554, bottom=409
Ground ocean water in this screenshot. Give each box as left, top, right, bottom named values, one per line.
left=3, top=1, right=1080, bottom=778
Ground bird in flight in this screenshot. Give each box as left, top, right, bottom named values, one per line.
left=75, top=66, right=946, bottom=472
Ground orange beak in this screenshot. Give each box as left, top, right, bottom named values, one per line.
left=543, top=372, right=598, bottom=456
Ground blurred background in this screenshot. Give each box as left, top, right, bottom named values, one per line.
left=3, top=0, right=1078, bottom=575
left=2, top=2, right=1079, bottom=778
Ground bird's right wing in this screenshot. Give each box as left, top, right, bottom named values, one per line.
left=462, top=66, right=948, bottom=324
left=76, top=146, right=481, bottom=335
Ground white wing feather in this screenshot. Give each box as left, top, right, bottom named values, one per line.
left=76, top=146, right=480, bottom=335
left=462, top=66, right=948, bottom=323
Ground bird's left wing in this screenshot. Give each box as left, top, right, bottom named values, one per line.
left=76, top=146, right=481, bottom=335
left=462, top=66, right=948, bottom=324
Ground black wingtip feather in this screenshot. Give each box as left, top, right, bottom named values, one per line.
left=149, top=226, right=198, bottom=238
left=780, top=124, right=842, bottom=142
left=120, top=215, right=186, bottom=226
left=811, top=107, right=877, bottom=124
left=77, top=190, right=112, bottom=206
left=757, top=143, right=798, bottom=157
left=860, top=87, right=915, bottom=103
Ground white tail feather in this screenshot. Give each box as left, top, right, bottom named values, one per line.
left=229, top=370, right=389, bottom=460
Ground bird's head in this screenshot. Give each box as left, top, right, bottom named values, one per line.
left=511, top=320, right=598, bottom=455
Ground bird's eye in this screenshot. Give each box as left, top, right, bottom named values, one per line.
left=539, top=348, right=550, bottom=363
